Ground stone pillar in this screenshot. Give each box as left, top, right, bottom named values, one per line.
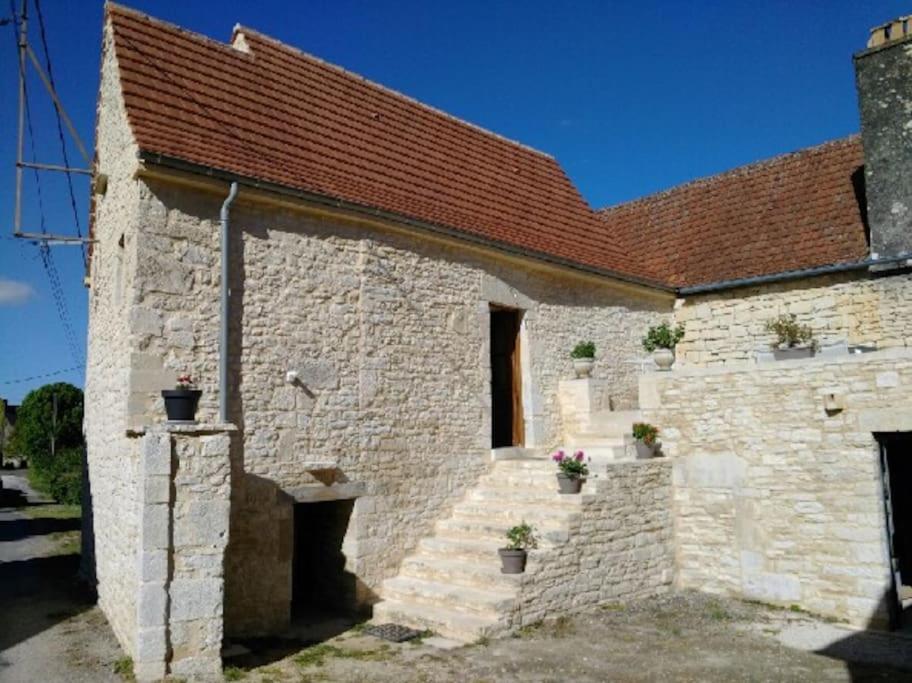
left=134, top=424, right=234, bottom=682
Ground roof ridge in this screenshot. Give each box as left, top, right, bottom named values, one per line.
left=105, top=3, right=254, bottom=60
left=230, top=23, right=555, bottom=161
left=597, top=134, right=862, bottom=215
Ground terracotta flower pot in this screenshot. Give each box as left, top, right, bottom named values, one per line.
left=498, top=548, right=527, bottom=574
left=557, top=473, right=583, bottom=494
left=653, top=348, right=675, bottom=371
left=162, top=389, right=202, bottom=422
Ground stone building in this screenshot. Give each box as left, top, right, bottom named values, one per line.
left=84, top=5, right=912, bottom=680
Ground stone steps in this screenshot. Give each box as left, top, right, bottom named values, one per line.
left=372, top=458, right=586, bottom=642
left=400, top=553, right=522, bottom=589
left=451, top=501, right=580, bottom=522
left=435, top=517, right=570, bottom=544
left=466, top=487, right=586, bottom=505
left=380, top=576, right=514, bottom=617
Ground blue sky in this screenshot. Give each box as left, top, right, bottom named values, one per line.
left=0, top=0, right=906, bottom=403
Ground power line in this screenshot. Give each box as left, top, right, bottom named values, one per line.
left=8, top=1, right=84, bottom=369
left=33, top=0, right=85, bottom=267
left=0, top=364, right=84, bottom=386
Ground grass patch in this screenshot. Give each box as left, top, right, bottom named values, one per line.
left=549, top=615, right=574, bottom=637
left=293, top=643, right=392, bottom=668
left=50, top=530, right=80, bottom=555
left=599, top=602, right=625, bottom=612
left=113, top=656, right=135, bottom=681
left=516, top=621, right=543, bottom=638
left=707, top=601, right=732, bottom=621
left=223, top=665, right=246, bottom=680
left=474, top=635, right=490, bottom=647
left=22, top=504, right=80, bottom=520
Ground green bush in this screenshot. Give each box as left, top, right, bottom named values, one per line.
left=632, top=422, right=659, bottom=445
left=642, top=323, right=685, bottom=352
left=570, top=341, right=596, bottom=359
left=765, top=314, right=815, bottom=349
left=505, top=522, right=538, bottom=550
left=11, top=383, right=84, bottom=504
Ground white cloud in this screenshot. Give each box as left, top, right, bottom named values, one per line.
left=0, top=278, right=35, bottom=306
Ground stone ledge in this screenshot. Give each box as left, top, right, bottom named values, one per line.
left=645, top=347, right=912, bottom=382
left=127, top=422, right=238, bottom=438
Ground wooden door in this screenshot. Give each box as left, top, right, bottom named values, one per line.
left=490, top=307, right=524, bottom=448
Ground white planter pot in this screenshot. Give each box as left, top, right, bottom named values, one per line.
left=653, top=348, right=675, bottom=371
left=573, top=358, right=594, bottom=378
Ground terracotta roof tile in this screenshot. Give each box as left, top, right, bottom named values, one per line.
left=106, top=4, right=662, bottom=286
left=597, top=137, right=869, bottom=287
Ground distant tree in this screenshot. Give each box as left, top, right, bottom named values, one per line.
left=11, top=382, right=84, bottom=504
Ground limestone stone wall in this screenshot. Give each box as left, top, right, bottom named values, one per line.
left=132, top=425, right=233, bottom=681
left=674, top=272, right=912, bottom=367
left=121, top=176, right=670, bottom=635
left=514, top=460, right=674, bottom=626
left=83, top=25, right=144, bottom=654
left=641, top=348, right=912, bottom=627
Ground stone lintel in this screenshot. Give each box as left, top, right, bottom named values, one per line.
left=286, top=480, right=367, bottom=503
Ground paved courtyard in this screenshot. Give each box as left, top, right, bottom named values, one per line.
left=226, top=593, right=912, bottom=683
left=3, top=468, right=912, bottom=682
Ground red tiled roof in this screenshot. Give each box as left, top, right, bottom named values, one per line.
left=106, top=4, right=663, bottom=286
left=597, top=137, right=870, bottom=288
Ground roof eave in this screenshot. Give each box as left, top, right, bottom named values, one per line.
left=678, top=255, right=912, bottom=295
left=135, top=150, right=676, bottom=295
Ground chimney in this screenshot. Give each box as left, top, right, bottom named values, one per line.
left=853, top=16, right=912, bottom=261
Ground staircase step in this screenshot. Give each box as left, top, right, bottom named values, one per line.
left=381, top=576, right=514, bottom=617
left=371, top=599, right=502, bottom=642
left=436, top=517, right=571, bottom=544
left=451, top=503, right=580, bottom=525
left=452, top=500, right=582, bottom=526
left=400, top=554, right=521, bottom=588
left=466, top=488, right=586, bottom=505
left=417, top=536, right=505, bottom=563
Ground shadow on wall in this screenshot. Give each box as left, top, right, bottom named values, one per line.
left=813, top=592, right=912, bottom=681
left=79, top=446, right=96, bottom=588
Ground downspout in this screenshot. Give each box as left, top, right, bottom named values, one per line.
left=219, top=182, right=239, bottom=424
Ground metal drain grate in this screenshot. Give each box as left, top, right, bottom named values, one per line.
left=362, top=623, right=423, bottom=642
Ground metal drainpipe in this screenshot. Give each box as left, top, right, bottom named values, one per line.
left=219, top=182, right=239, bottom=424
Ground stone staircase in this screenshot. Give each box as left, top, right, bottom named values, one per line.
left=371, top=457, right=584, bottom=641
left=563, top=408, right=641, bottom=473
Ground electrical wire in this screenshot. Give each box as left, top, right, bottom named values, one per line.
left=0, top=364, right=84, bottom=386
left=33, top=0, right=85, bottom=267
left=9, top=3, right=83, bottom=368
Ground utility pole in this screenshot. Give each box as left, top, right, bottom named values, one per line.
left=51, top=392, right=57, bottom=458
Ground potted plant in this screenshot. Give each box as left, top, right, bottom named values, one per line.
left=498, top=521, right=538, bottom=574
left=162, top=374, right=202, bottom=422
left=765, top=314, right=817, bottom=360
left=642, top=323, right=685, bottom=371
left=570, top=341, right=596, bottom=378
left=551, top=449, right=589, bottom=494
left=632, top=422, right=659, bottom=459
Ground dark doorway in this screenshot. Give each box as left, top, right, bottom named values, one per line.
left=878, top=433, right=912, bottom=629
left=490, top=306, right=524, bottom=449
left=291, top=499, right=357, bottom=619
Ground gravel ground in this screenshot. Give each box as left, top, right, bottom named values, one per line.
left=228, top=592, right=912, bottom=683
left=0, top=471, right=122, bottom=683
left=4, top=469, right=912, bottom=682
